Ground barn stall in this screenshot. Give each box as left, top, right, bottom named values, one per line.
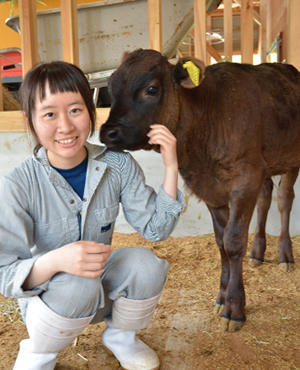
left=1, top=1, right=300, bottom=369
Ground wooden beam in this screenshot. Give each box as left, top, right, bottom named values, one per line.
left=224, top=0, right=233, bottom=61
left=233, top=0, right=261, bottom=25
left=19, top=0, right=39, bottom=77
left=0, top=111, right=24, bottom=131
left=60, top=0, right=79, bottom=66
left=206, top=42, right=222, bottom=62
left=241, top=0, right=253, bottom=64
left=287, top=0, right=300, bottom=71
left=189, top=29, right=195, bottom=57
left=176, top=50, right=184, bottom=58
left=206, top=15, right=212, bottom=64
left=0, top=108, right=111, bottom=133
left=259, top=0, right=267, bottom=63
left=194, top=0, right=206, bottom=62
left=148, top=0, right=162, bottom=52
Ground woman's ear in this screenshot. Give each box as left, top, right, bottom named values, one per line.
left=173, top=57, right=205, bottom=89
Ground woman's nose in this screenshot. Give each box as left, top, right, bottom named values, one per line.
left=57, top=115, right=74, bottom=132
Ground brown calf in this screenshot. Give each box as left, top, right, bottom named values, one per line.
left=100, top=49, right=300, bottom=331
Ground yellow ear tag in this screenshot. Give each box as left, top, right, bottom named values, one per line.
left=183, top=61, right=200, bottom=86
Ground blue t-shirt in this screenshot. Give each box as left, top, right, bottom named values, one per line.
left=52, top=155, right=88, bottom=199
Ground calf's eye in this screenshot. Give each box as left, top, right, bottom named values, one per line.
left=148, top=85, right=159, bottom=95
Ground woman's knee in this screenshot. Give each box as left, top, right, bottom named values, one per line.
left=103, top=247, right=169, bottom=300
left=130, top=246, right=169, bottom=281
left=40, top=273, right=103, bottom=318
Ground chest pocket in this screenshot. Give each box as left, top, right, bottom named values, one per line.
left=94, top=203, right=119, bottom=226
left=34, top=218, right=73, bottom=253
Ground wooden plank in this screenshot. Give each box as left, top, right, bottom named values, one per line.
left=0, top=108, right=111, bottom=133
left=287, top=0, right=300, bottom=71
left=194, top=0, right=206, bottom=62
left=148, top=0, right=162, bottom=52
left=259, top=0, right=267, bottom=62
left=0, top=111, right=24, bottom=132
left=19, top=0, right=39, bottom=77
left=224, top=0, right=233, bottom=61
left=176, top=50, right=184, bottom=58
left=206, top=41, right=222, bottom=62
left=241, top=0, right=253, bottom=63
left=60, top=0, right=79, bottom=66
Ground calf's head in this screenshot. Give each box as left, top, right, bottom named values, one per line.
left=100, top=48, right=205, bottom=151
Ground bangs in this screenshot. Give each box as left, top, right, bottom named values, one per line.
left=36, top=65, right=80, bottom=102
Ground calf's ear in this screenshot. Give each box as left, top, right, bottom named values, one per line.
left=121, top=51, right=131, bottom=62
left=173, top=57, right=205, bottom=89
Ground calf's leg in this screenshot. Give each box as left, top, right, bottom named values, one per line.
left=208, top=200, right=250, bottom=332
left=249, top=178, right=273, bottom=266
left=277, top=168, right=299, bottom=272
left=221, top=177, right=262, bottom=332
left=207, top=204, right=230, bottom=318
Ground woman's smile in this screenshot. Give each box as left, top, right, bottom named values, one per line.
left=56, top=137, right=78, bottom=145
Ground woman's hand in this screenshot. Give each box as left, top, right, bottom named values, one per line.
left=55, top=241, right=113, bottom=278
left=147, top=124, right=178, bottom=199
left=147, top=124, right=178, bottom=170
left=22, top=241, right=113, bottom=290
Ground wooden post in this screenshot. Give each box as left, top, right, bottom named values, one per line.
left=19, top=0, right=39, bottom=77
left=189, top=29, right=195, bottom=57
left=148, top=0, right=162, bottom=52
left=224, top=0, right=233, bottom=61
left=206, top=14, right=212, bottom=64
left=233, top=0, right=260, bottom=25
left=287, top=0, right=300, bottom=71
left=194, top=0, right=206, bottom=62
left=241, top=0, right=253, bottom=64
left=259, top=0, right=267, bottom=63
left=60, top=0, right=79, bottom=66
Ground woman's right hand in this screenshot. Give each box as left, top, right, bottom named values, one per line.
left=22, top=241, right=113, bottom=290
left=55, top=241, right=114, bottom=278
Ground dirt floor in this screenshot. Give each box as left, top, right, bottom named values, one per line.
left=1, top=232, right=300, bottom=370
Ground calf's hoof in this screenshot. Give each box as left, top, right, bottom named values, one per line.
left=249, top=257, right=263, bottom=267
left=213, top=303, right=224, bottom=317
left=221, top=317, right=245, bottom=332
left=279, top=262, right=295, bottom=273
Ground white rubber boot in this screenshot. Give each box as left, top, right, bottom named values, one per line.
left=13, top=296, right=95, bottom=370
left=102, top=292, right=162, bottom=370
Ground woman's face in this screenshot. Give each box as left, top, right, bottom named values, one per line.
left=33, top=83, right=91, bottom=169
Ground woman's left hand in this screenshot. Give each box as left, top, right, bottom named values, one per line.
left=147, top=124, right=178, bottom=170
left=147, top=124, right=178, bottom=200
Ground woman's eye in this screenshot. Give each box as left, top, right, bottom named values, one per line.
left=45, top=112, right=54, bottom=118
left=71, top=108, right=80, bottom=114
left=148, top=85, right=159, bottom=95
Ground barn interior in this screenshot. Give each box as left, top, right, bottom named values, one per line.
left=1, top=1, right=300, bottom=369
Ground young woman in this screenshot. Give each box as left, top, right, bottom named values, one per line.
left=0, top=61, right=185, bottom=370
